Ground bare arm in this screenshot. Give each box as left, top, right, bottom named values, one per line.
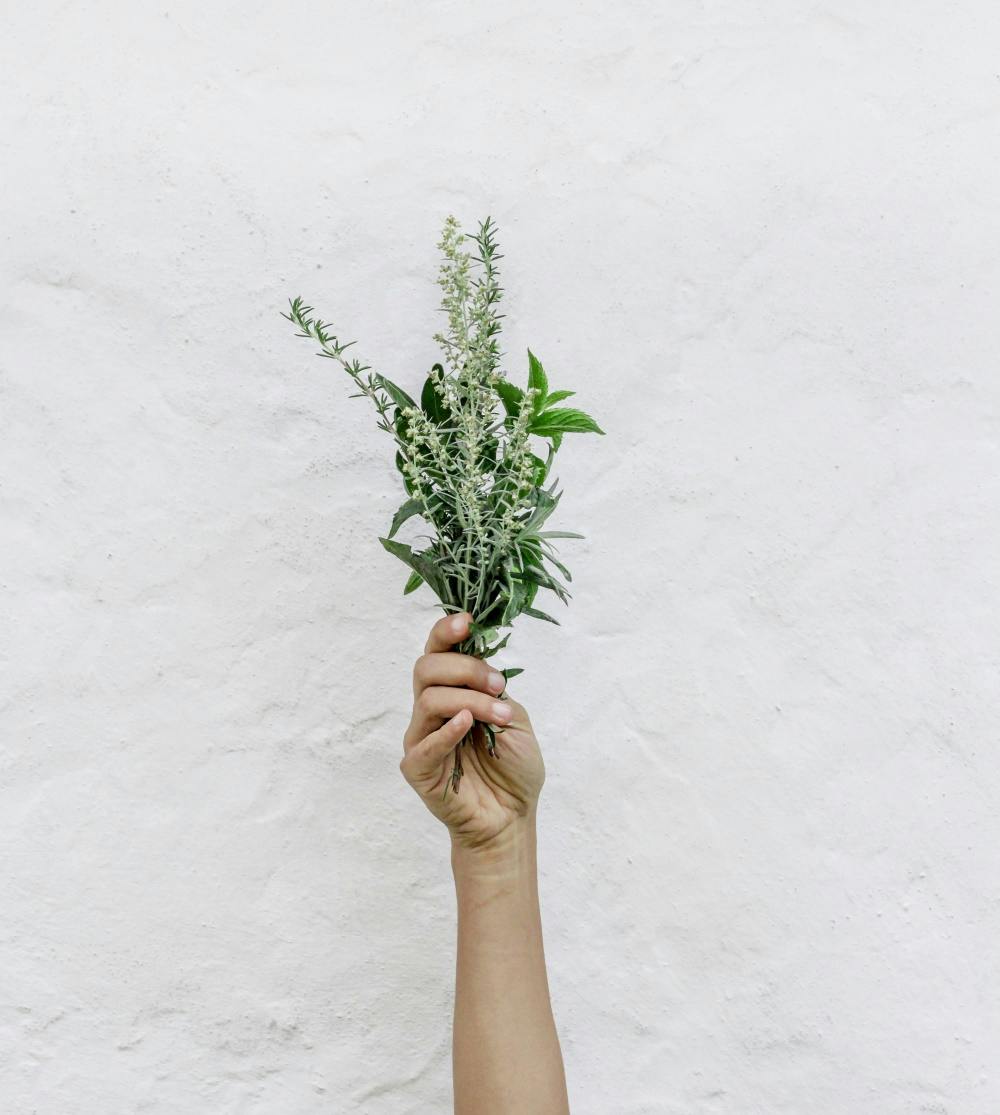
left=400, top=612, right=570, bottom=1115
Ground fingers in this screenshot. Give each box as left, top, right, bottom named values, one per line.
left=407, top=685, right=512, bottom=747
left=424, top=612, right=471, bottom=654
left=400, top=708, right=472, bottom=787
left=413, top=651, right=506, bottom=698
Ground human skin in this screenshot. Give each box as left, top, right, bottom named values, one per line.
left=400, top=611, right=571, bottom=1115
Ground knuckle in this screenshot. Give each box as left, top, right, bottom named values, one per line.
left=412, top=654, right=430, bottom=685
left=416, top=687, right=439, bottom=716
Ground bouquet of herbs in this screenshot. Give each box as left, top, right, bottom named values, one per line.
left=283, top=216, right=603, bottom=792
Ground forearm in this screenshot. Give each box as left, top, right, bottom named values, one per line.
left=451, top=816, right=569, bottom=1115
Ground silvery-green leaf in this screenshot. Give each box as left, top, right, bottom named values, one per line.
left=375, top=375, right=416, bottom=411
left=522, top=605, right=560, bottom=625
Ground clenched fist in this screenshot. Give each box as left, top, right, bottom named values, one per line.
left=400, top=612, right=546, bottom=851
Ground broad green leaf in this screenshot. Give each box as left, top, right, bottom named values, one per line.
left=544, top=389, right=575, bottom=405
left=552, top=432, right=563, bottom=451
left=403, top=571, right=423, bottom=594
left=388, top=498, right=423, bottom=539
left=502, top=666, right=525, bottom=681
left=375, top=374, right=416, bottom=411
left=527, top=350, right=548, bottom=408
left=421, top=366, right=449, bottom=423
left=529, top=407, right=605, bottom=436
left=495, top=380, right=523, bottom=417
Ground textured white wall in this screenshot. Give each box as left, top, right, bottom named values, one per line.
left=3, top=2, right=999, bottom=1112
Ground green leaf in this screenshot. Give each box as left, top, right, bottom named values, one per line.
left=543, top=551, right=573, bottom=583
left=394, top=450, right=416, bottom=496
left=421, top=366, right=449, bottom=423
left=375, top=375, right=416, bottom=411
left=502, top=666, right=525, bottom=681
left=482, top=633, right=511, bottom=658
left=469, top=622, right=499, bottom=645
left=388, top=498, right=423, bottom=539
left=551, top=432, right=563, bottom=451
left=527, top=350, right=548, bottom=408
left=501, top=578, right=528, bottom=626
left=403, top=571, right=424, bottom=594
left=524, top=579, right=539, bottom=609
left=523, top=605, right=560, bottom=625
left=529, top=407, right=605, bottom=436
left=495, top=380, right=524, bottom=417
left=379, top=538, right=446, bottom=598
left=529, top=452, right=549, bottom=487
left=519, top=565, right=571, bottom=603
left=537, top=530, right=585, bottom=540
left=519, top=488, right=562, bottom=534
left=544, top=389, right=575, bottom=405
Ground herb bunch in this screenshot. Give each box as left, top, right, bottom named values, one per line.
left=283, top=216, right=603, bottom=793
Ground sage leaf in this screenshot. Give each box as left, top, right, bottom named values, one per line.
left=375, top=374, right=416, bottom=411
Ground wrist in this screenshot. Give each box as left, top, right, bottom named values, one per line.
left=451, top=813, right=538, bottom=883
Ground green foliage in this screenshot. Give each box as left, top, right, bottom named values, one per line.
left=282, top=216, right=603, bottom=791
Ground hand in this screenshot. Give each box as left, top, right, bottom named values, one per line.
left=400, top=612, right=545, bottom=852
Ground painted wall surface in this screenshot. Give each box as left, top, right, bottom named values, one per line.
left=3, top=3, right=999, bottom=1112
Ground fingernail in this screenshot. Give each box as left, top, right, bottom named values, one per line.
left=451, top=614, right=466, bottom=633
left=492, top=702, right=512, bottom=723
left=487, top=671, right=505, bottom=694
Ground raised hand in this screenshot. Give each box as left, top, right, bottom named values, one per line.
left=400, top=612, right=546, bottom=851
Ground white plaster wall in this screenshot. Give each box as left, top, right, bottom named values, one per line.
left=2, top=2, right=999, bottom=1111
